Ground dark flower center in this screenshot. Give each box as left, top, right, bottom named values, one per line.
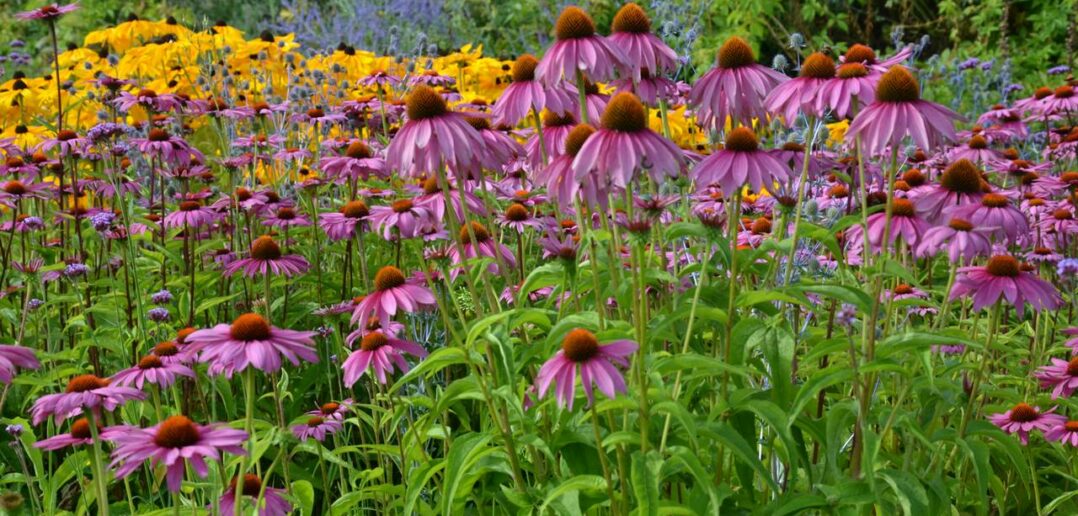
left=836, top=63, right=869, bottom=79
left=391, top=199, right=414, bottom=213
left=70, top=418, right=95, bottom=439
left=235, top=188, right=253, bottom=202
left=891, top=199, right=915, bottom=217
left=1056, top=86, right=1075, bottom=99
left=345, top=141, right=371, bottom=159
left=565, top=124, right=596, bottom=157
left=307, top=416, right=325, bottom=427
left=138, top=355, right=163, bottom=369
left=875, top=66, right=920, bottom=103
left=374, top=266, right=407, bottom=291
left=800, top=52, right=836, bottom=79
left=751, top=217, right=771, bottom=234
left=969, top=135, right=988, bottom=149
left=466, top=117, right=491, bottom=131
left=782, top=142, right=804, bottom=152
left=1009, top=403, right=1038, bottom=423
left=232, top=474, right=262, bottom=497
left=3, top=181, right=26, bottom=195
left=250, top=235, right=282, bottom=260
left=554, top=6, right=596, bottom=40
left=893, top=284, right=914, bottom=295
left=828, top=184, right=849, bottom=198
left=948, top=218, right=974, bottom=231
left=981, top=193, right=1009, bottom=208
left=66, top=374, right=108, bottom=393
left=148, top=128, right=170, bottom=142
left=459, top=221, right=491, bottom=244
left=365, top=316, right=382, bottom=331
left=562, top=328, right=600, bottom=362
left=505, top=204, right=530, bottom=222
left=406, top=86, right=448, bottom=121
left=307, top=108, right=325, bottom=119
left=57, top=129, right=79, bottom=141
left=153, top=341, right=179, bottom=356
left=321, top=402, right=340, bottom=414
left=601, top=93, right=647, bottom=133
left=844, top=43, right=877, bottom=64
left=511, top=55, right=538, bottom=82
left=1067, top=357, right=1078, bottom=376
left=154, top=415, right=201, bottom=448
left=1066, top=421, right=1078, bottom=432
left=179, top=200, right=201, bottom=211
left=341, top=200, right=369, bottom=219
left=360, top=331, right=388, bottom=351
left=276, top=207, right=296, bottom=220
left=611, top=2, right=651, bottom=34
left=724, top=127, right=759, bottom=152
left=1034, top=87, right=1053, bottom=100
left=230, top=313, right=272, bottom=341
left=543, top=111, right=576, bottom=128
left=939, top=159, right=984, bottom=194
left=985, top=255, right=1020, bottom=278
left=902, top=169, right=926, bottom=187
left=177, top=327, right=196, bottom=344
left=1060, top=171, right=1078, bottom=183
left=1054, top=209, right=1073, bottom=220
left=717, top=36, right=755, bottom=69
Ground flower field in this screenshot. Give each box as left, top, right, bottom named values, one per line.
left=1, top=1, right=1078, bottom=514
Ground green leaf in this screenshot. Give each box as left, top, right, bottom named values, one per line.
left=291, top=480, right=315, bottom=516
left=631, top=452, right=661, bottom=516
left=878, top=469, right=929, bottom=515
left=539, top=475, right=607, bottom=513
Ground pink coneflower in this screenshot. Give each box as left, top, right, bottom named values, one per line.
left=865, top=198, right=931, bottom=250
left=291, top=415, right=342, bottom=441
left=845, top=66, right=963, bottom=155
left=367, top=198, right=431, bottom=240
left=948, top=192, right=1028, bottom=243
left=37, top=129, right=90, bottom=157
left=1044, top=420, right=1078, bottom=447
left=163, top=199, right=222, bottom=228
left=112, top=89, right=184, bottom=113
left=106, top=415, right=248, bottom=492
left=908, top=159, right=987, bottom=223
left=840, top=43, right=912, bottom=76
left=525, top=111, right=578, bottom=170
left=534, top=329, right=637, bottom=410
left=497, top=204, right=544, bottom=234
left=15, top=2, right=78, bottom=20
left=1036, top=357, right=1078, bottom=399
left=350, top=266, right=437, bottom=327
left=0, top=179, right=51, bottom=205
left=572, top=92, right=684, bottom=190
left=110, top=355, right=195, bottom=389
left=765, top=52, right=836, bottom=124
left=465, top=117, right=525, bottom=168
left=319, top=200, right=369, bottom=241
left=319, top=140, right=385, bottom=182
left=345, top=316, right=406, bottom=345
left=818, top=61, right=877, bottom=119
left=220, top=474, right=292, bottom=516
left=385, top=85, right=492, bottom=180
left=273, top=147, right=312, bottom=163
left=186, top=313, right=318, bottom=377
left=536, top=6, right=630, bottom=87
left=341, top=331, right=428, bottom=386
left=989, top=403, right=1065, bottom=445
left=691, top=127, right=791, bottom=193
left=306, top=399, right=354, bottom=421
left=948, top=134, right=1005, bottom=165
left=1042, top=85, right=1078, bottom=117
left=34, top=417, right=98, bottom=450
left=607, top=3, right=678, bottom=76
left=150, top=339, right=195, bottom=365
left=0, top=344, right=39, bottom=383
left=222, top=236, right=310, bottom=277
left=689, top=36, right=788, bottom=129
left=413, top=176, right=486, bottom=224
left=949, top=255, right=1062, bottom=317
left=448, top=222, right=517, bottom=277
left=612, top=69, right=677, bottom=107
left=493, top=55, right=575, bottom=127
left=134, top=128, right=204, bottom=165
left=262, top=206, right=311, bottom=228
left=30, top=374, right=145, bottom=425
left=915, top=218, right=993, bottom=264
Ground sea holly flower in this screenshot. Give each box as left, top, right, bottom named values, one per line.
left=106, top=415, right=248, bottom=492
left=534, top=329, right=637, bottom=410
left=989, top=403, right=1065, bottom=445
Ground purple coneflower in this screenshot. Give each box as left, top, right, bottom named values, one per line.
left=989, top=403, right=1065, bottom=445
left=134, top=128, right=204, bottom=165
left=607, top=3, right=678, bottom=77
left=342, top=331, right=428, bottom=386
left=1036, top=357, right=1078, bottom=398
left=909, top=159, right=987, bottom=223
left=493, top=55, right=575, bottom=127
left=915, top=218, right=993, bottom=263
left=220, top=474, right=292, bottom=516
left=106, top=415, right=248, bottom=492
left=845, top=66, right=963, bottom=155
left=536, top=6, right=630, bottom=87
left=291, top=415, right=342, bottom=442
left=497, top=204, right=544, bottom=234
left=222, top=236, right=309, bottom=277
left=818, top=61, right=877, bottom=119
left=1044, top=420, right=1078, bottom=447
left=110, top=355, right=195, bottom=389
left=163, top=199, right=221, bottom=228
left=34, top=417, right=98, bottom=450
left=186, top=313, right=318, bottom=377
left=865, top=198, right=930, bottom=250
left=385, top=85, right=492, bottom=180
left=573, top=92, right=683, bottom=190
left=30, top=374, right=145, bottom=425
left=448, top=222, right=517, bottom=277
left=350, top=266, right=437, bottom=327
left=948, top=134, right=1005, bottom=165
left=0, top=344, right=39, bottom=383
left=319, top=200, right=369, bottom=241
left=948, top=192, right=1028, bottom=243
left=534, top=125, right=592, bottom=210
left=692, top=127, right=791, bottom=194
left=15, top=2, right=79, bottom=21
left=765, top=52, right=836, bottom=124
left=689, top=36, right=788, bottom=129
left=535, top=328, right=637, bottom=410
left=306, top=399, right=354, bottom=420
left=261, top=206, right=311, bottom=228
left=367, top=198, right=431, bottom=240
left=949, top=255, right=1061, bottom=317
left=319, top=140, right=385, bottom=182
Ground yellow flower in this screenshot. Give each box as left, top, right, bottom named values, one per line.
left=826, top=120, right=849, bottom=146
left=84, top=18, right=194, bottom=54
